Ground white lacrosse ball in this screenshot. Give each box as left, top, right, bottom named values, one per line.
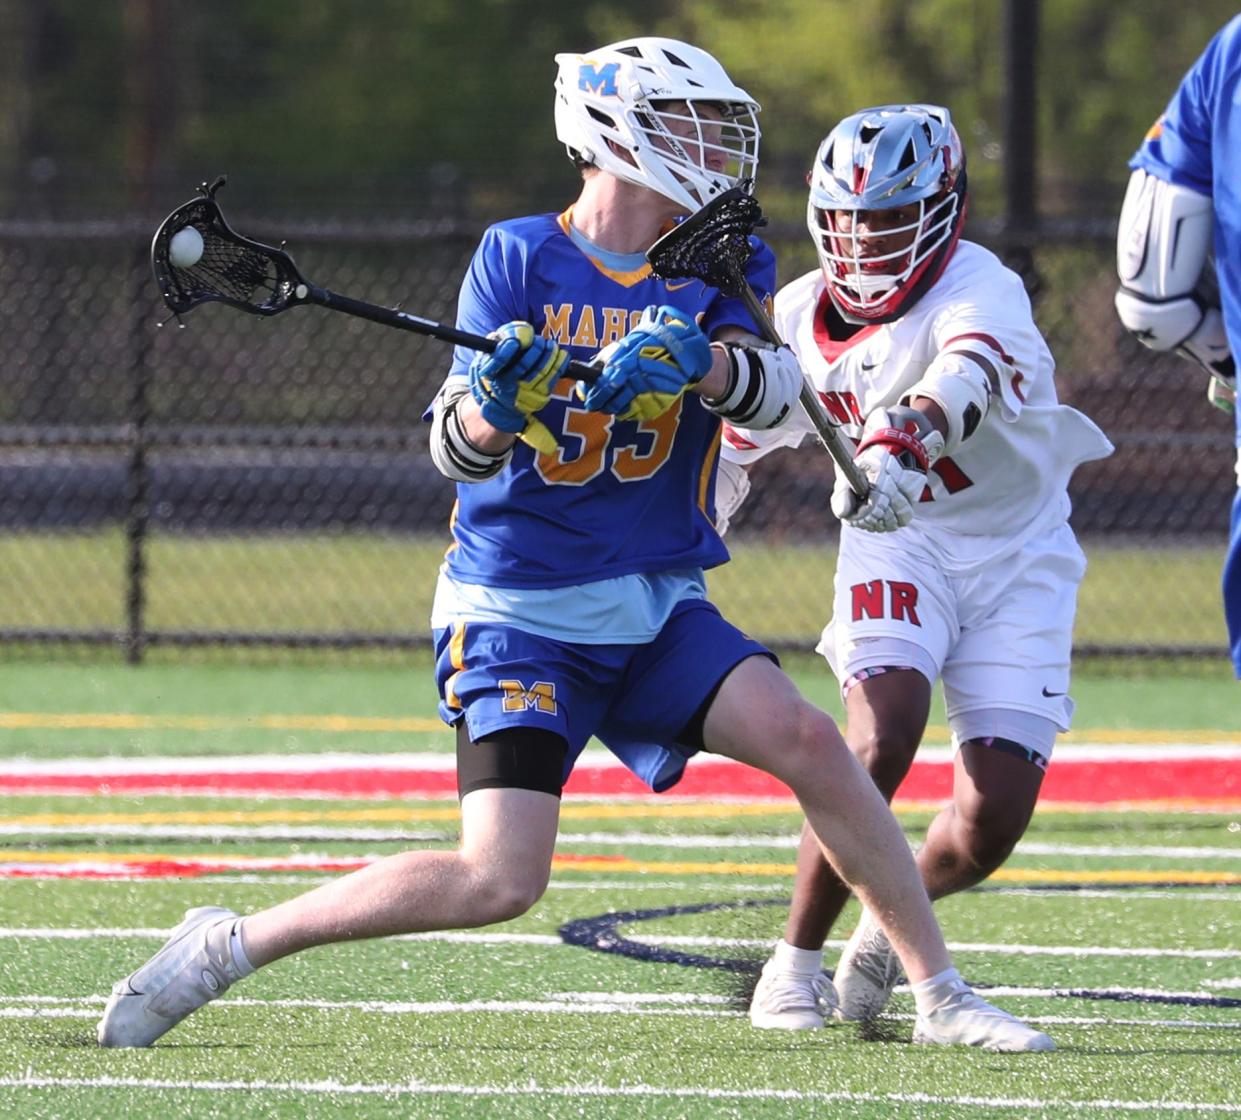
left=168, top=226, right=204, bottom=269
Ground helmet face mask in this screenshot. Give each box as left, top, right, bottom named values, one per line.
left=554, top=38, right=761, bottom=213
left=806, top=104, right=966, bottom=323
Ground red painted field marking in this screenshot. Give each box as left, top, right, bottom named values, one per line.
left=1, top=750, right=1238, bottom=804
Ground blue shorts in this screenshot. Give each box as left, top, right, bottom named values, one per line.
left=433, top=597, right=772, bottom=791
left=1226, top=488, right=1241, bottom=678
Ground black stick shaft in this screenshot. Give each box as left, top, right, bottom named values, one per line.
left=304, top=284, right=598, bottom=383
left=737, top=285, right=869, bottom=496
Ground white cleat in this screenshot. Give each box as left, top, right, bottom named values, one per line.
left=749, top=958, right=839, bottom=1030
left=912, top=977, right=1055, bottom=1052
left=97, top=906, right=245, bottom=1048
left=833, top=910, right=903, bottom=1022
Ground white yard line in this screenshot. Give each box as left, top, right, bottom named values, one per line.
left=626, top=935, right=1241, bottom=959
left=5, top=991, right=1240, bottom=1031
left=4, top=925, right=1239, bottom=960
left=0, top=1074, right=1237, bottom=1113
left=89, top=875, right=797, bottom=891
left=3, top=742, right=1240, bottom=774
left=1, top=819, right=1237, bottom=861
left=995, top=887, right=1241, bottom=902
left=0, top=928, right=561, bottom=946
left=53, top=876, right=1239, bottom=899
left=0, top=824, right=453, bottom=841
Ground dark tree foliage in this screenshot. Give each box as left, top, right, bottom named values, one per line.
left=0, top=0, right=1237, bottom=220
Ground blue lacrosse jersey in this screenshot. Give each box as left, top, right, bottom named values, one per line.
left=440, top=209, right=776, bottom=590
left=1130, top=16, right=1241, bottom=443
left=1131, top=15, right=1241, bottom=675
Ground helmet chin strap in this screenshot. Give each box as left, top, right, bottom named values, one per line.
left=839, top=270, right=902, bottom=301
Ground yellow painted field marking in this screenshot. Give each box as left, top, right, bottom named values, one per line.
left=554, top=862, right=1241, bottom=884
left=5, top=798, right=1240, bottom=830
left=1060, top=728, right=1241, bottom=744
left=555, top=857, right=795, bottom=876
left=0, top=713, right=444, bottom=733
left=1, top=849, right=1237, bottom=885
left=2, top=807, right=460, bottom=826
left=0, top=803, right=799, bottom=827
left=992, top=867, right=1241, bottom=885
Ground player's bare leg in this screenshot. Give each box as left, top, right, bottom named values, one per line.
left=705, top=657, right=951, bottom=983
left=918, top=741, right=1044, bottom=896
left=783, top=669, right=931, bottom=950
left=743, top=666, right=1052, bottom=1048
left=834, top=730, right=1045, bottom=1026
left=98, top=787, right=559, bottom=1046
left=751, top=669, right=928, bottom=1027
left=239, top=787, right=560, bottom=963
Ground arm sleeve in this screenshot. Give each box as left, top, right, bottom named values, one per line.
left=923, top=269, right=1046, bottom=429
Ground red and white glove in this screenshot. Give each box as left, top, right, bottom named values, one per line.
left=831, top=407, right=944, bottom=533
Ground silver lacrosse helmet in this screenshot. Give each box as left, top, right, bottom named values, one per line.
left=553, top=37, right=761, bottom=214
left=807, top=104, right=967, bottom=323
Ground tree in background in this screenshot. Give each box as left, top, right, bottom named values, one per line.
left=0, top=0, right=1238, bottom=221
left=667, top=0, right=1241, bottom=221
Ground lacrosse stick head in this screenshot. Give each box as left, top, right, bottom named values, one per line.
left=151, top=177, right=308, bottom=317
left=645, top=182, right=766, bottom=298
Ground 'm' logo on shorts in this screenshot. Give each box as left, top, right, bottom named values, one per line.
left=499, top=679, right=557, bottom=714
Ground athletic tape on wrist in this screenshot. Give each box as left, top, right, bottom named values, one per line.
left=431, top=384, right=512, bottom=482
left=703, top=342, right=795, bottom=430
left=856, top=425, right=930, bottom=471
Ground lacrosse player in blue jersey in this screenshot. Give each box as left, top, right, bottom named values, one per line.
left=1115, top=15, right=1241, bottom=679
left=98, top=38, right=1049, bottom=1054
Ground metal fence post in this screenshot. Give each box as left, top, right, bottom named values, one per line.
left=125, top=239, right=152, bottom=664
left=1002, top=0, right=1040, bottom=293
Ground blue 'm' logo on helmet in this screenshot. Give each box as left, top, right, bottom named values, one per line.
left=578, top=62, right=620, bottom=96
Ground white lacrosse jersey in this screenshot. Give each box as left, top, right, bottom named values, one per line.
left=723, top=241, right=1113, bottom=573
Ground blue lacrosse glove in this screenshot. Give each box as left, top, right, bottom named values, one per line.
left=578, top=305, right=713, bottom=422
left=468, top=321, right=568, bottom=453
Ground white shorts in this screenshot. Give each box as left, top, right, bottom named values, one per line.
left=817, top=522, right=1087, bottom=759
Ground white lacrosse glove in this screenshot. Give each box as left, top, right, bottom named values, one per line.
left=831, top=407, right=944, bottom=533
left=1176, top=305, right=1236, bottom=415
left=714, top=456, right=751, bottom=536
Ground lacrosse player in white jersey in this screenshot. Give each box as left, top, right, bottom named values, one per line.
left=723, top=104, right=1113, bottom=1032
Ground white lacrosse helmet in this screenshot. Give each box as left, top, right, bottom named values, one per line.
left=807, top=104, right=967, bottom=323
left=554, top=37, right=761, bottom=213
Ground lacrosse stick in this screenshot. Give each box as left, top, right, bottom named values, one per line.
left=646, top=185, right=868, bottom=496
left=151, top=176, right=600, bottom=382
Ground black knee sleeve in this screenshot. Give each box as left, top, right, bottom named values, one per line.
left=964, top=736, right=1048, bottom=772
left=676, top=652, right=778, bottom=751
left=675, top=675, right=728, bottom=752
left=456, top=724, right=569, bottom=799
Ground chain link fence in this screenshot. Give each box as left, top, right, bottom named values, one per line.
left=0, top=214, right=1234, bottom=664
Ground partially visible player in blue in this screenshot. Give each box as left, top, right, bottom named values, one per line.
left=1115, top=15, right=1241, bottom=677
left=98, top=37, right=1049, bottom=1053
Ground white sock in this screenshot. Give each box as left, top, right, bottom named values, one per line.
left=910, top=966, right=964, bottom=1016
left=228, top=917, right=256, bottom=978
left=772, top=938, right=823, bottom=974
